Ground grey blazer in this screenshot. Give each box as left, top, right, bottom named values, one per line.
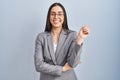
left=34, top=29, right=82, bottom=80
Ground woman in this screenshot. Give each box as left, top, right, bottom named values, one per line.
left=34, top=2, right=90, bottom=80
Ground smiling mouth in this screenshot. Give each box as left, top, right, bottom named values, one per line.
left=53, top=20, right=60, bottom=24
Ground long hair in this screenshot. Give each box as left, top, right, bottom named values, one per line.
left=44, top=2, right=69, bottom=32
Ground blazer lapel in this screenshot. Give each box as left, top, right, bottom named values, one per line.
left=55, top=30, right=67, bottom=59
left=47, top=32, right=56, bottom=65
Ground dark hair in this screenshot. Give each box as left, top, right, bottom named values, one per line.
left=44, top=2, right=69, bottom=32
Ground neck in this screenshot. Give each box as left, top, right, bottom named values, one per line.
left=52, top=27, right=62, bottom=36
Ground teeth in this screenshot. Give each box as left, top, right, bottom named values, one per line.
left=54, top=21, right=59, bottom=23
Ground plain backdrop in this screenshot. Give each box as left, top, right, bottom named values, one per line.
left=0, top=0, right=120, bottom=80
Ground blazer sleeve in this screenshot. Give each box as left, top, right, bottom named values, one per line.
left=34, top=34, right=62, bottom=76
left=67, top=32, right=83, bottom=68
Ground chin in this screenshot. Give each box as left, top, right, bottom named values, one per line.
left=53, top=25, right=62, bottom=28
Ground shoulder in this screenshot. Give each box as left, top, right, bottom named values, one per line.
left=37, top=32, right=48, bottom=37
left=36, top=32, right=49, bottom=41
left=65, top=29, right=77, bottom=35
left=64, top=30, right=78, bottom=40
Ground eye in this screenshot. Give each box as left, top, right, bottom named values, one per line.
left=50, top=12, right=64, bottom=17
left=58, top=13, right=64, bottom=16
left=50, top=13, right=55, bottom=16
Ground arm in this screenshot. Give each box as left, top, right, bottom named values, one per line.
left=67, top=32, right=83, bottom=68
left=34, top=34, right=62, bottom=76
left=67, top=26, right=90, bottom=68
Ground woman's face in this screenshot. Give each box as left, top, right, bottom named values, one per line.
left=50, top=6, right=64, bottom=28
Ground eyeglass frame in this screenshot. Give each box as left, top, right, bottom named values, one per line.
left=50, top=12, right=64, bottom=17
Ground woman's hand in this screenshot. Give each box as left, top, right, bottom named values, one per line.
left=77, top=26, right=90, bottom=45
left=62, top=63, right=72, bottom=72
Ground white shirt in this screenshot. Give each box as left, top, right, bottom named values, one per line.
left=53, top=43, right=57, bottom=53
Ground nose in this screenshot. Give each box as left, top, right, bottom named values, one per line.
left=54, top=14, right=58, bottom=18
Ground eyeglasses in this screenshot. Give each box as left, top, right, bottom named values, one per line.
left=50, top=13, right=64, bottom=17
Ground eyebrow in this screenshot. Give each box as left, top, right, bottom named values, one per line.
left=50, top=11, right=63, bottom=13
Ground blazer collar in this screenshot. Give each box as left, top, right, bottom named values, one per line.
left=47, top=29, right=68, bottom=64
left=55, top=30, right=67, bottom=59
left=47, top=32, right=56, bottom=64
